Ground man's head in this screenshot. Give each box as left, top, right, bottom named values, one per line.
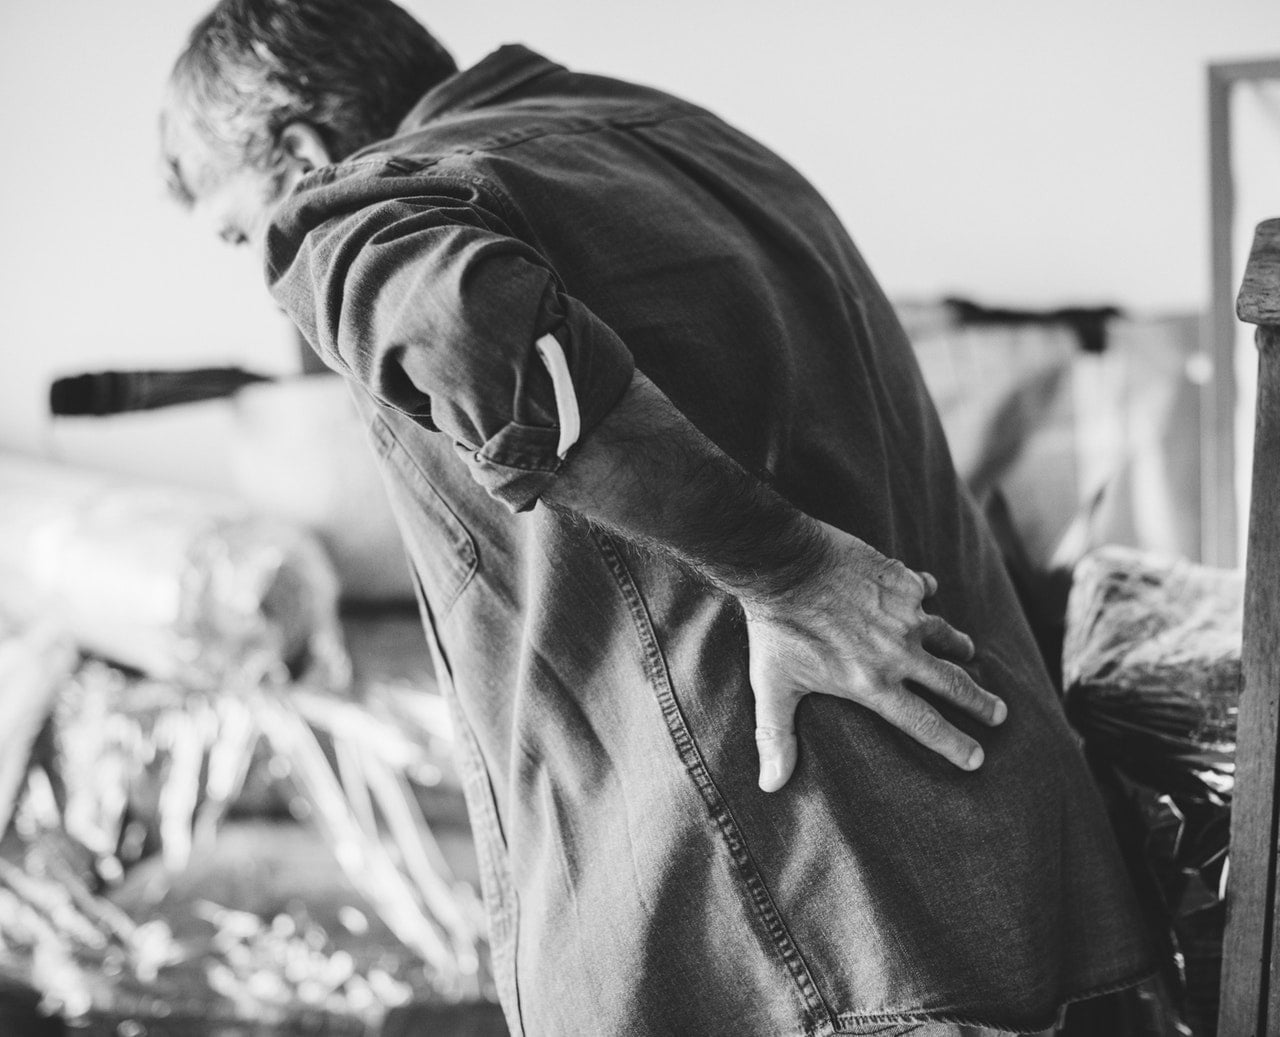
left=161, top=0, right=456, bottom=246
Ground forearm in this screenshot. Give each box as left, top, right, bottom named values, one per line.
left=543, top=370, right=1002, bottom=784
left=542, top=371, right=831, bottom=610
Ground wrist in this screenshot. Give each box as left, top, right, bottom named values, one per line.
left=737, top=514, right=839, bottom=621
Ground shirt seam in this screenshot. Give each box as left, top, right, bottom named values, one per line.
left=367, top=413, right=478, bottom=616
left=381, top=102, right=699, bottom=175
left=405, top=567, right=525, bottom=1036
left=590, top=530, right=837, bottom=1037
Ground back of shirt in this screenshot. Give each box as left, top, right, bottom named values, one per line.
left=267, top=46, right=1151, bottom=1037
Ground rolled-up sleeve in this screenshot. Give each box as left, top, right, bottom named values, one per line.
left=267, top=167, right=635, bottom=511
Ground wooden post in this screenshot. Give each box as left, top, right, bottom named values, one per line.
left=1221, top=217, right=1280, bottom=1037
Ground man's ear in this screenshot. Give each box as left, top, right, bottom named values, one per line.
left=279, top=122, right=332, bottom=174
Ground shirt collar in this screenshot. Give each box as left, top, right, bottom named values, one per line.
left=397, top=44, right=566, bottom=132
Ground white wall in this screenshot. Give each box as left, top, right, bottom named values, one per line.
left=0, top=0, right=1276, bottom=470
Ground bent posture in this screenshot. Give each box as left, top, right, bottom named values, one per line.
left=162, top=2, right=1151, bottom=1033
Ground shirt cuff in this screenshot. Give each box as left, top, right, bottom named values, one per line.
left=465, top=298, right=636, bottom=512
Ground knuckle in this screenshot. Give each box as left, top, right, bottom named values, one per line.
left=755, top=724, right=793, bottom=745
left=910, top=705, right=945, bottom=742
left=847, top=670, right=879, bottom=704
left=875, top=557, right=910, bottom=589
left=855, top=658, right=893, bottom=692
left=940, top=663, right=974, bottom=700
left=945, top=667, right=970, bottom=698
left=917, top=614, right=944, bottom=640
left=880, top=613, right=911, bottom=639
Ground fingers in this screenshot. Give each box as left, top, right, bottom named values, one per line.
left=868, top=688, right=987, bottom=771
left=889, top=569, right=994, bottom=723
left=872, top=617, right=1007, bottom=770
left=907, top=653, right=1007, bottom=728
left=918, top=614, right=975, bottom=662
left=753, top=685, right=802, bottom=794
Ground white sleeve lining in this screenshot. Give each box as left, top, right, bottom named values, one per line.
left=534, top=333, right=581, bottom=459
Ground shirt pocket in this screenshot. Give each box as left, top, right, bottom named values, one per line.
left=367, top=414, right=478, bottom=618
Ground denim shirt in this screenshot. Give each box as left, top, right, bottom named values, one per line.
left=267, top=46, right=1151, bottom=1037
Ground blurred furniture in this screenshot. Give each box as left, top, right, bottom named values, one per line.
left=44, top=374, right=415, bottom=604
left=1219, top=217, right=1280, bottom=1036
left=905, top=303, right=1204, bottom=571
left=905, top=302, right=1204, bottom=684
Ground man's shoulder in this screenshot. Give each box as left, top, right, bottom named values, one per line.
left=263, top=155, right=506, bottom=289
left=392, top=44, right=700, bottom=141
left=325, top=45, right=705, bottom=195
left=365, top=94, right=701, bottom=186
left=263, top=78, right=715, bottom=277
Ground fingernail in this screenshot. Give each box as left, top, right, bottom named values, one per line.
left=992, top=699, right=1007, bottom=725
left=759, top=761, right=783, bottom=791
left=966, top=746, right=984, bottom=770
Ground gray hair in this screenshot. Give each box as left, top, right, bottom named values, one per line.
left=161, top=0, right=456, bottom=205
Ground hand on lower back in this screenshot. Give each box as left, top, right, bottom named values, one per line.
left=745, top=522, right=1007, bottom=793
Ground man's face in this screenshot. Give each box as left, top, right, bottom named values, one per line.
left=192, top=163, right=293, bottom=251
left=186, top=123, right=332, bottom=251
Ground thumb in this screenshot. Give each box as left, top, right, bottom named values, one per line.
left=754, top=685, right=801, bottom=793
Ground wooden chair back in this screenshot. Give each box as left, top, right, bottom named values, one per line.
left=1221, top=216, right=1280, bottom=1036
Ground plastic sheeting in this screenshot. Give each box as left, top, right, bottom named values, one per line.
left=1064, top=545, right=1240, bottom=1036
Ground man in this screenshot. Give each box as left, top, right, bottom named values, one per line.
left=161, top=3, right=1152, bottom=1034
